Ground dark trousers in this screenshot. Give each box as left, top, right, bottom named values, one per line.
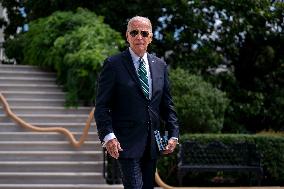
left=118, top=157, right=157, bottom=189
left=118, top=128, right=157, bottom=189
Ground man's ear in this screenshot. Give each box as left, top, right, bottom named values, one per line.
left=149, top=33, right=153, bottom=43
left=126, top=32, right=130, bottom=43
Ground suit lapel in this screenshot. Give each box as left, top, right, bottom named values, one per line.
left=121, top=50, right=147, bottom=98
left=121, top=50, right=141, bottom=86
left=148, top=54, right=159, bottom=99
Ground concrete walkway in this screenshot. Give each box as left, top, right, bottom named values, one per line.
left=154, top=187, right=283, bottom=189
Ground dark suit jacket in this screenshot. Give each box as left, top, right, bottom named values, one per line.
left=94, top=49, right=179, bottom=159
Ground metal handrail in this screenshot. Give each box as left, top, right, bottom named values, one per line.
left=0, top=92, right=93, bottom=148
left=155, top=168, right=212, bottom=189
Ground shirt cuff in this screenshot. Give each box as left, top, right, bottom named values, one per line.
left=170, top=137, right=179, bottom=144
left=102, top=133, right=116, bottom=147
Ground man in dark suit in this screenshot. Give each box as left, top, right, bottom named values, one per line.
left=94, top=16, right=179, bottom=189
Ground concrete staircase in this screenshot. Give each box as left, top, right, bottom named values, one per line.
left=0, top=64, right=123, bottom=189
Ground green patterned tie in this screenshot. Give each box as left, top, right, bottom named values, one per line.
left=138, top=58, right=149, bottom=99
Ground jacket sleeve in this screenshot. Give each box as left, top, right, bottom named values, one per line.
left=160, top=64, right=179, bottom=139
left=94, top=59, right=115, bottom=142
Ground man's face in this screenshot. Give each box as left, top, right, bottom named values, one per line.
left=126, top=20, right=153, bottom=57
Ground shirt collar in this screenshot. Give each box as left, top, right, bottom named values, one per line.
left=129, top=47, right=147, bottom=64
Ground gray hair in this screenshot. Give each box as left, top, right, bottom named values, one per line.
left=127, top=16, right=152, bottom=33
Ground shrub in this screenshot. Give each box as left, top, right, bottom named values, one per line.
left=169, top=68, right=229, bottom=133
left=4, top=8, right=125, bottom=106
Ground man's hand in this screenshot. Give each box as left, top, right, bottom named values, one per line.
left=105, top=138, right=123, bottom=159
left=162, top=138, right=178, bottom=155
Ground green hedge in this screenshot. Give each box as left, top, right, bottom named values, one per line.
left=169, top=68, right=230, bottom=133
left=157, top=134, right=284, bottom=186
left=4, top=8, right=124, bottom=106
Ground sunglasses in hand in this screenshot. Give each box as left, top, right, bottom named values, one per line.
left=129, top=30, right=150, bottom=38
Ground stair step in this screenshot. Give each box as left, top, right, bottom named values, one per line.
left=1, top=91, right=65, bottom=99
left=0, top=122, right=94, bottom=132
left=0, top=161, right=103, bottom=172
left=0, top=106, right=92, bottom=114
left=0, top=64, right=48, bottom=72
left=0, top=77, right=56, bottom=85
left=0, top=151, right=103, bottom=161
left=0, top=84, right=62, bottom=92
left=0, top=70, right=56, bottom=78
left=0, top=132, right=99, bottom=141
left=0, top=113, right=89, bottom=123
left=0, top=141, right=100, bottom=151
left=0, top=172, right=105, bottom=184
left=0, top=184, right=123, bottom=189
left=3, top=98, right=66, bottom=106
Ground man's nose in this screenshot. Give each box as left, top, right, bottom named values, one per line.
left=136, top=33, right=143, bottom=39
